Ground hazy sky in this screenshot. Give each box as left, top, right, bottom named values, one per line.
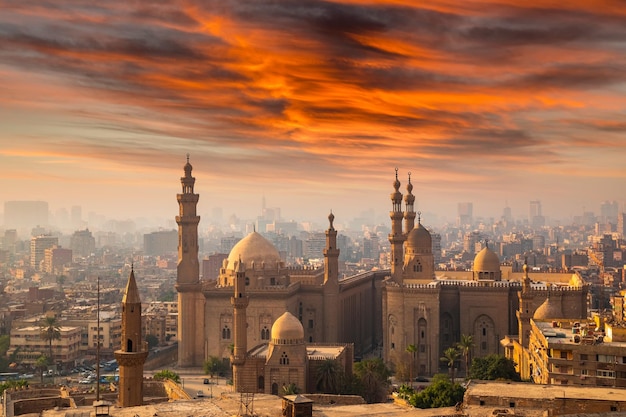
left=1, top=1, right=625, bottom=226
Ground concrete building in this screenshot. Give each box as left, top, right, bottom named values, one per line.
left=30, top=235, right=58, bottom=270
left=8, top=324, right=81, bottom=366
left=43, top=246, right=72, bottom=274
left=69, top=229, right=95, bottom=259
left=143, top=230, right=177, bottom=256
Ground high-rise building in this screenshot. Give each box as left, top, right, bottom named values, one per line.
left=618, top=213, right=626, bottom=238
left=529, top=200, right=545, bottom=228
left=600, top=200, right=618, bottom=224
left=143, top=230, right=177, bottom=256
left=457, top=202, right=473, bottom=227
left=4, top=201, right=49, bottom=231
left=43, top=246, right=72, bottom=274
left=30, top=235, right=58, bottom=270
left=201, top=253, right=228, bottom=281
left=70, top=229, right=96, bottom=259
left=70, top=205, right=82, bottom=229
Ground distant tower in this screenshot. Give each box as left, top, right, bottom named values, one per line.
left=388, top=168, right=406, bottom=283
left=323, top=211, right=340, bottom=342
left=231, top=259, right=250, bottom=392
left=175, top=156, right=204, bottom=367
left=115, top=267, right=148, bottom=407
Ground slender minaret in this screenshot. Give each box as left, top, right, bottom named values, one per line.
left=175, top=155, right=203, bottom=366
left=231, top=258, right=249, bottom=392
left=517, top=258, right=534, bottom=348
left=323, top=211, right=340, bottom=342
left=404, top=172, right=416, bottom=235
left=115, top=267, right=148, bottom=407
left=388, top=168, right=406, bottom=283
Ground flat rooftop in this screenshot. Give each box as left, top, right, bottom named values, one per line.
left=467, top=380, right=626, bottom=402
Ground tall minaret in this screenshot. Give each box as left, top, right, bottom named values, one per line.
left=388, top=168, right=406, bottom=283
left=231, top=259, right=249, bottom=392
left=517, top=259, right=534, bottom=348
left=404, top=172, right=416, bottom=235
left=323, top=211, right=340, bottom=342
left=115, top=267, right=148, bottom=407
left=175, top=155, right=204, bottom=367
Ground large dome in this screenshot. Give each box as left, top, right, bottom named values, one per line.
left=533, top=294, right=563, bottom=320
left=271, top=312, right=304, bottom=343
left=473, top=246, right=500, bottom=272
left=406, top=223, right=431, bottom=250
left=226, top=231, right=281, bottom=270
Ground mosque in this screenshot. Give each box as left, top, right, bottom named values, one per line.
left=174, top=160, right=589, bottom=388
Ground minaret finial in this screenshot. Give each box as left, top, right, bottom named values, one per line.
left=186, top=153, right=190, bottom=163
left=131, top=262, right=134, bottom=272
left=408, top=172, right=411, bottom=183
left=395, top=167, right=398, bottom=180
left=485, top=238, right=489, bottom=249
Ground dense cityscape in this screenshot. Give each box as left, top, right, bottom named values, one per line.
left=0, top=162, right=625, bottom=416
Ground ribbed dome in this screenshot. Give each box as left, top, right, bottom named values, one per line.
left=271, top=312, right=304, bottom=343
left=533, top=294, right=563, bottom=320
left=406, top=223, right=431, bottom=250
left=226, top=231, right=281, bottom=270
left=473, top=246, right=500, bottom=272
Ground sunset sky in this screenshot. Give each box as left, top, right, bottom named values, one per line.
left=1, top=1, right=625, bottom=227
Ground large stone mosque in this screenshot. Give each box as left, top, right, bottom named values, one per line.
left=174, top=159, right=588, bottom=392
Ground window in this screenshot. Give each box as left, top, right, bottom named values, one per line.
left=596, top=370, right=615, bottom=378
left=280, top=352, right=289, bottom=365
left=598, top=354, right=615, bottom=363
left=245, top=277, right=250, bottom=286
left=261, top=326, right=270, bottom=340
left=308, top=319, right=314, bottom=329
left=581, top=369, right=589, bottom=376
left=580, top=354, right=588, bottom=360
left=560, top=351, right=568, bottom=359
left=222, top=326, right=231, bottom=340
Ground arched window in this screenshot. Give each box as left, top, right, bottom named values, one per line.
left=222, top=325, right=231, bottom=340
left=245, top=277, right=250, bottom=286
left=280, top=352, right=289, bottom=365
left=258, top=376, right=265, bottom=390
left=126, top=339, right=133, bottom=352
left=261, top=326, right=270, bottom=340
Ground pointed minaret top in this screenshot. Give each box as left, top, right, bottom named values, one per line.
left=122, top=267, right=142, bottom=305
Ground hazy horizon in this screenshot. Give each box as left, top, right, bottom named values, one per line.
left=1, top=1, right=625, bottom=228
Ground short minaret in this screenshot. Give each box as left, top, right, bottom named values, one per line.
left=114, top=267, right=148, bottom=407
left=403, top=172, right=416, bottom=235
left=175, top=155, right=204, bottom=367
left=231, top=258, right=249, bottom=392
left=388, top=168, right=406, bottom=283
left=323, top=211, right=340, bottom=342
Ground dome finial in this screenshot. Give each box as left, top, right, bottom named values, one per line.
left=186, top=153, right=190, bottom=164
left=417, top=211, right=421, bottom=224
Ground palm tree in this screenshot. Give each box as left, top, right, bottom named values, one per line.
left=315, top=359, right=342, bottom=394
left=405, top=344, right=417, bottom=385
left=39, top=316, right=61, bottom=361
left=36, top=355, right=49, bottom=384
left=440, top=347, right=460, bottom=384
left=457, top=334, right=474, bottom=378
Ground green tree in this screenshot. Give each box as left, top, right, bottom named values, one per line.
left=39, top=316, right=61, bottom=360
left=409, top=374, right=465, bottom=409
left=153, top=369, right=180, bottom=383
left=0, top=379, right=28, bottom=395
left=440, top=347, right=460, bottom=383
left=146, top=334, right=159, bottom=349
left=315, top=359, right=343, bottom=394
left=36, top=355, right=50, bottom=384
left=406, top=344, right=417, bottom=385
left=204, top=356, right=228, bottom=378
left=353, top=358, right=391, bottom=404
left=469, top=354, right=521, bottom=381
left=457, top=334, right=474, bottom=378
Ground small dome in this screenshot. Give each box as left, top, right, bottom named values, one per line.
left=473, top=246, right=500, bottom=272
left=533, top=294, right=563, bottom=320
left=271, top=312, right=304, bottom=343
left=406, top=223, right=431, bottom=250
left=226, top=232, right=281, bottom=270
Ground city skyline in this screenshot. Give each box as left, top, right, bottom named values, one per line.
left=1, top=1, right=625, bottom=224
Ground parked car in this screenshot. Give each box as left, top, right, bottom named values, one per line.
left=203, top=378, right=210, bottom=384
left=196, top=390, right=205, bottom=397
